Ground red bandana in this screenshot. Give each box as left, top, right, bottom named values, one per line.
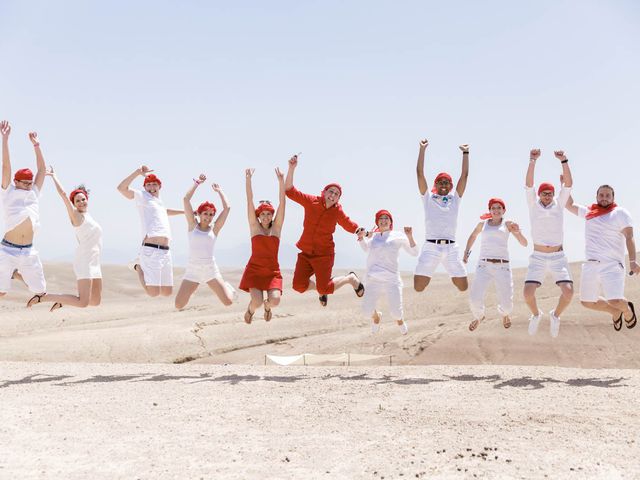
left=431, top=172, right=453, bottom=194
left=69, top=189, right=88, bottom=203
left=537, top=182, right=555, bottom=196
left=480, top=198, right=506, bottom=220
left=585, top=203, right=617, bottom=220
left=197, top=201, right=216, bottom=215
left=14, top=168, right=33, bottom=182
left=143, top=174, right=162, bottom=186
left=374, top=209, right=393, bottom=230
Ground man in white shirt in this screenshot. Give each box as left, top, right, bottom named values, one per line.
left=0, top=120, right=47, bottom=300
left=566, top=185, right=639, bottom=331
left=524, top=149, right=574, bottom=338
left=414, top=139, right=469, bottom=293
left=117, top=166, right=183, bottom=297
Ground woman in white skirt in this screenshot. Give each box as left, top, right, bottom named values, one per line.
left=174, top=174, right=235, bottom=310
left=464, top=198, right=527, bottom=331
left=357, top=210, right=418, bottom=335
left=27, top=166, right=102, bottom=310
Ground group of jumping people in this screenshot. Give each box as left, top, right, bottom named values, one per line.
left=1, top=119, right=637, bottom=337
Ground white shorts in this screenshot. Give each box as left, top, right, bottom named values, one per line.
left=183, top=261, right=222, bottom=284
left=525, top=251, right=572, bottom=285
left=415, top=241, right=467, bottom=278
left=139, top=246, right=173, bottom=287
left=0, top=244, right=46, bottom=293
left=362, top=277, right=404, bottom=320
left=74, top=248, right=102, bottom=280
left=579, top=260, right=626, bottom=302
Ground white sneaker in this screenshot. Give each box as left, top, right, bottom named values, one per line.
left=398, top=321, right=408, bottom=335
left=372, top=312, right=381, bottom=334
left=528, top=313, right=542, bottom=336
left=549, top=310, right=560, bottom=338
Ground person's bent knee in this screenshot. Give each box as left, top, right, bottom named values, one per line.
left=160, top=288, right=173, bottom=297
left=269, top=296, right=281, bottom=307
left=222, top=297, right=233, bottom=307
left=453, top=277, right=468, bottom=292
left=146, top=288, right=161, bottom=297
left=414, top=276, right=430, bottom=292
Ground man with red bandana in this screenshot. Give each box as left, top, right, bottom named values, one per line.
left=414, top=139, right=470, bottom=293
left=284, top=155, right=364, bottom=306
left=524, top=149, right=574, bottom=338
left=0, top=120, right=47, bottom=299
left=566, top=185, right=639, bottom=331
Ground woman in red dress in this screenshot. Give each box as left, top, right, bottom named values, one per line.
left=239, top=165, right=286, bottom=323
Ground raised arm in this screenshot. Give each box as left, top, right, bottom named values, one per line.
left=416, top=139, right=428, bottom=195
left=403, top=226, right=419, bottom=256
left=273, top=167, right=286, bottom=231
left=622, top=227, right=640, bottom=275
left=284, top=154, right=298, bottom=191
left=564, top=195, right=580, bottom=216
left=463, top=222, right=484, bottom=263
left=554, top=150, right=573, bottom=188
left=29, top=132, right=46, bottom=191
left=526, top=148, right=540, bottom=188
left=506, top=221, right=528, bottom=247
left=212, top=183, right=231, bottom=236
left=45, top=166, right=82, bottom=226
left=244, top=168, right=260, bottom=230
left=183, top=174, right=205, bottom=231
left=117, top=165, right=150, bottom=200
left=1, top=121, right=11, bottom=189
left=456, top=144, right=469, bottom=197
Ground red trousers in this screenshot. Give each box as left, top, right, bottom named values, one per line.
left=293, top=252, right=335, bottom=295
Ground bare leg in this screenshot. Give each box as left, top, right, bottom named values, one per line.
left=414, top=275, right=431, bottom=292
left=174, top=280, right=199, bottom=310
left=206, top=278, right=233, bottom=306
left=248, top=288, right=265, bottom=313
left=30, top=279, right=93, bottom=308
left=523, top=283, right=540, bottom=316
left=159, top=286, right=173, bottom=297
left=88, top=279, right=102, bottom=306
left=554, top=282, right=574, bottom=317
left=265, top=288, right=281, bottom=309
left=332, top=273, right=359, bottom=291
left=451, top=276, right=468, bottom=292
left=581, top=299, right=624, bottom=319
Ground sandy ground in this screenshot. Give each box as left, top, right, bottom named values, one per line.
left=1, top=362, right=639, bottom=479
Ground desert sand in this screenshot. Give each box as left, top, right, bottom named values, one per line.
left=1, top=262, right=639, bottom=478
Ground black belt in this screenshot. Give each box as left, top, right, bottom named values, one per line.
left=427, top=239, right=455, bottom=245
left=143, top=242, right=170, bottom=250
left=482, top=258, right=509, bottom=264
left=1, top=238, right=33, bottom=249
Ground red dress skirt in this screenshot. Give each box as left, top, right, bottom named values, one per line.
left=239, top=235, right=283, bottom=292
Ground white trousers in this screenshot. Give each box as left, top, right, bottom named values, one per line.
left=362, top=278, right=404, bottom=320
left=469, top=261, right=513, bottom=320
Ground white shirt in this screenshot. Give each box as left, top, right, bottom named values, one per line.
left=577, top=205, right=633, bottom=264
left=1, top=185, right=41, bottom=233
left=188, top=227, right=217, bottom=262
left=526, top=186, right=571, bottom=246
left=74, top=212, right=103, bottom=255
left=478, top=220, right=510, bottom=261
left=133, top=189, right=171, bottom=240
left=422, top=191, right=461, bottom=241
left=359, top=230, right=418, bottom=283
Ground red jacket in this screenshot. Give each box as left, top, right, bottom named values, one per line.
left=286, top=186, right=359, bottom=255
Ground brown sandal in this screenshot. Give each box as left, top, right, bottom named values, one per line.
left=502, top=315, right=512, bottom=329
left=26, top=293, right=46, bottom=308
left=469, top=317, right=484, bottom=332
left=50, top=302, right=63, bottom=313
left=244, top=306, right=254, bottom=324
left=263, top=300, right=272, bottom=322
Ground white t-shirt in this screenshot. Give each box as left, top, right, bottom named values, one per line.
left=359, top=230, right=418, bottom=283
left=478, top=220, right=510, bottom=261
left=1, top=185, right=41, bottom=233
left=526, top=186, right=571, bottom=246
left=577, top=205, right=633, bottom=264
left=133, top=189, right=171, bottom=240
left=188, top=227, right=216, bottom=262
left=422, top=191, right=461, bottom=241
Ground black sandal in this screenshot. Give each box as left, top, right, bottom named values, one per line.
left=613, top=313, right=623, bottom=331
left=26, top=293, right=46, bottom=308
left=349, top=271, right=365, bottom=298
left=50, top=302, right=63, bottom=313
left=319, top=294, right=328, bottom=307
left=625, top=301, right=636, bottom=329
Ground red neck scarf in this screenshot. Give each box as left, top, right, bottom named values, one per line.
left=585, top=203, right=617, bottom=220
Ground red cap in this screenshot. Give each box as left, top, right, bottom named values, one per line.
left=537, top=182, right=555, bottom=196
left=375, top=209, right=393, bottom=229
left=431, top=172, right=453, bottom=193
left=69, top=188, right=89, bottom=203
left=255, top=202, right=275, bottom=217
left=143, top=174, right=162, bottom=186
left=196, top=201, right=216, bottom=215
left=322, top=183, right=342, bottom=196
left=14, top=168, right=33, bottom=182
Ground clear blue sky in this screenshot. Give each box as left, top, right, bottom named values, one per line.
left=1, top=1, right=639, bottom=270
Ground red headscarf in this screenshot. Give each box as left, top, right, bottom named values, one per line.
left=480, top=198, right=506, bottom=220
left=14, top=168, right=33, bottom=182
left=585, top=203, right=617, bottom=220
left=69, top=188, right=88, bottom=203
left=431, top=172, right=453, bottom=194
left=255, top=202, right=275, bottom=218
left=322, top=183, right=342, bottom=196
left=374, top=209, right=393, bottom=229
left=143, top=174, right=162, bottom=186
left=196, top=201, right=216, bottom=215
left=537, top=182, right=555, bottom=196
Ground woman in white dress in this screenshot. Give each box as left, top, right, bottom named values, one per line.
left=464, top=198, right=527, bottom=331
left=357, top=210, right=418, bottom=335
left=174, top=174, right=235, bottom=310
left=27, top=166, right=102, bottom=310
